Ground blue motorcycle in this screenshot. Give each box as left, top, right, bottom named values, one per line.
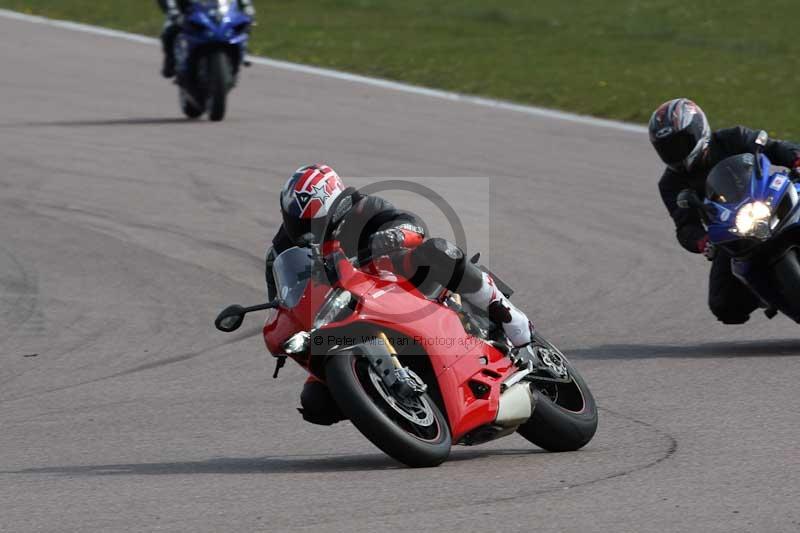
left=174, top=0, right=253, bottom=121
left=678, top=131, right=800, bottom=322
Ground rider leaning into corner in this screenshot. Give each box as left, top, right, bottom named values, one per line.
left=650, top=98, right=800, bottom=325
left=155, top=0, right=256, bottom=78
left=265, top=164, right=536, bottom=426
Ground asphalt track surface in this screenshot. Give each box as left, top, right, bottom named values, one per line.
left=1, top=13, right=799, bottom=533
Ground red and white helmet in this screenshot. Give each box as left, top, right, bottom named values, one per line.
left=280, top=163, right=345, bottom=243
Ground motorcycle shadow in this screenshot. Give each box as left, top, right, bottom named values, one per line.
left=1, top=117, right=200, bottom=128
left=8, top=449, right=542, bottom=476
left=569, top=338, right=800, bottom=360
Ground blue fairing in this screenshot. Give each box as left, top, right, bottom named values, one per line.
left=705, top=154, right=798, bottom=244
left=702, top=153, right=800, bottom=320
left=175, top=1, right=252, bottom=75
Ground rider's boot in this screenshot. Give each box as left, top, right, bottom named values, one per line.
left=463, top=272, right=534, bottom=348
left=298, top=377, right=346, bottom=426
left=160, top=22, right=179, bottom=78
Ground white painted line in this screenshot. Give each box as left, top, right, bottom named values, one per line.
left=0, top=8, right=157, bottom=44
left=0, top=8, right=647, bottom=134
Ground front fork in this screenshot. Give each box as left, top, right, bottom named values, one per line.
left=363, top=332, right=427, bottom=400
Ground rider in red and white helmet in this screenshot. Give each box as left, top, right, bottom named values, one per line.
left=278, top=163, right=347, bottom=244
left=267, top=164, right=535, bottom=425
left=650, top=98, right=800, bottom=324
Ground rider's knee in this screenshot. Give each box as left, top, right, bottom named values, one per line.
left=299, top=380, right=344, bottom=425
left=709, top=302, right=751, bottom=324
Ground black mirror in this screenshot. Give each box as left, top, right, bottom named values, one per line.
left=214, top=301, right=279, bottom=333
left=215, top=304, right=246, bottom=332
left=752, top=130, right=768, bottom=180
left=676, top=189, right=702, bottom=210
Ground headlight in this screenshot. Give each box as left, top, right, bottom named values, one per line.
left=313, top=289, right=356, bottom=329
left=283, top=331, right=309, bottom=354
left=735, top=201, right=771, bottom=239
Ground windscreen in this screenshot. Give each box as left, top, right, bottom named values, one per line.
left=273, top=247, right=313, bottom=308
left=706, top=154, right=755, bottom=205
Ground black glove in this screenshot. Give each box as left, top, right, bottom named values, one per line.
left=696, top=235, right=715, bottom=261
left=703, top=240, right=716, bottom=261
left=369, top=228, right=406, bottom=256
left=787, top=155, right=800, bottom=182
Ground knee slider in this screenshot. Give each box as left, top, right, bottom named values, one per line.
left=709, top=303, right=750, bottom=325
left=716, top=313, right=750, bottom=325
left=300, top=381, right=344, bottom=425
left=300, top=381, right=333, bottom=411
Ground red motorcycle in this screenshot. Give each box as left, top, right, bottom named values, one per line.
left=215, top=236, right=597, bottom=467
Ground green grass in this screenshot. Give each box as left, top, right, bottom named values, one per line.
left=3, top=1, right=799, bottom=138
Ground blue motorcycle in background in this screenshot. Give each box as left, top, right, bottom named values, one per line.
left=678, top=131, right=800, bottom=322
left=174, top=0, right=253, bottom=121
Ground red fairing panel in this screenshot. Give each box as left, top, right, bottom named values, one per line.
left=263, top=281, right=338, bottom=359
left=349, top=275, right=517, bottom=440
left=436, top=347, right=516, bottom=440
left=264, top=254, right=518, bottom=440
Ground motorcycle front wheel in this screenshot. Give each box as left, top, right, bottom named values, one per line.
left=516, top=335, right=598, bottom=452
left=206, top=51, right=232, bottom=121
left=179, top=89, right=203, bottom=119
left=325, top=353, right=451, bottom=468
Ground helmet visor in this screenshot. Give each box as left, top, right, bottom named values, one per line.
left=653, top=129, right=696, bottom=167
left=281, top=213, right=334, bottom=245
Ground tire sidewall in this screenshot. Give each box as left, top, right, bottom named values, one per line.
left=207, top=51, right=230, bottom=121
left=325, top=353, right=451, bottom=468
left=517, top=357, right=599, bottom=452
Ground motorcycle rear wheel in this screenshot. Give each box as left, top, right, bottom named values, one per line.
left=516, top=337, right=598, bottom=452
left=206, top=51, right=231, bottom=122
left=326, top=353, right=451, bottom=468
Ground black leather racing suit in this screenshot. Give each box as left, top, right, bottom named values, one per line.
left=157, top=0, right=254, bottom=13
left=156, top=0, right=255, bottom=77
left=156, top=0, right=189, bottom=11
left=658, top=126, right=800, bottom=323
left=266, top=187, right=485, bottom=302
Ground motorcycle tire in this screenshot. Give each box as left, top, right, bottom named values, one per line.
left=769, top=247, right=800, bottom=322
left=516, top=338, right=598, bottom=452
left=206, top=51, right=231, bottom=122
left=325, top=353, right=451, bottom=468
